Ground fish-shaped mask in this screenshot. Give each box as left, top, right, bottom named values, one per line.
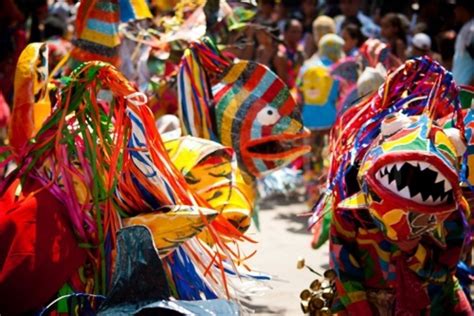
left=342, top=112, right=466, bottom=244
left=178, top=40, right=310, bottom=179
left=212, top=60, right=310, bottom=178
left=310, top=57, right=468, bottom=249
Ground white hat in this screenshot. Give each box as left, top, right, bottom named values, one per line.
left=412, top=33, right=431, bottom=51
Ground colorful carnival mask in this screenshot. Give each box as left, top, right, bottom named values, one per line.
left=341, top=112, right=465, bottom=244
left=178, top=41, right=310, bottom=179
left=165, top=135, right=254, bottom=233
left=213, top=60, right=310, bottom=178
left=310, top=57, right=467, bottom=249
left=70, top=0, right=121, bottom=67
left=438, top=107, right=473, bottom=187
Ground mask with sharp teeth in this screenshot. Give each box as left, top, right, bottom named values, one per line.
left=341, top=112, right=466, bottom=243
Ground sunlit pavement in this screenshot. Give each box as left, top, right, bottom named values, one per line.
left=240, top=197, right=329, bottom=315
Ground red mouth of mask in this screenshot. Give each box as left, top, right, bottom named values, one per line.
left=366, top=152, right=460, bottom=214
left=243, top=129, right=311, bottom=161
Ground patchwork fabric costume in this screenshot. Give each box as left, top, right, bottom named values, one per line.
left=310, top=57, right=473, bottom=315
left=310, top=39, right=403, bottom=248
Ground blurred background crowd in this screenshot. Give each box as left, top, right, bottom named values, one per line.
left=0, top=0, right=473, bottom=203
left=1, top=0, right=473, bottom=92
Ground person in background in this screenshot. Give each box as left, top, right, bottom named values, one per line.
left=312, top=15, right=337, bottom=52
left=0, top=0, right=26, bottom=101
left=43, top=14, right=72, bottom=73
left=275, top=19, right=304, bottom=91
left=409, top=32, right=442, bottom=62
left=298, top=34, right=345, bottom=206
left=452, top=0, right=474, bottom=86
left=410, top=32, right=431, bottom=57
left=255, top=0, right=277, bottom=25
left=380, top=13, right=408, bottom=61
left=49, top=0, right=71, bottom=22
left=254, top=23, right=282, bottom=71
left=437, top=30, right=456, bottom=70
left=301, top=0, right=319, bottom=58
left=335, top=0, right=380, bottom=38
left=341, top=21, right=366, bottom=57
left=275, top=3, right=289, bottom=34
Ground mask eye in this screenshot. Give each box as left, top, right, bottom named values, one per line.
left=256, top=106, right=280, bottom=126
left=381, top=113, right=411, bottom=138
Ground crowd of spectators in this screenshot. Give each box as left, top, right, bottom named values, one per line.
left=0, top=0, right=472, bottom=204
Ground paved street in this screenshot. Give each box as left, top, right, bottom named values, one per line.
left=241, top=197, right=330, bottom=315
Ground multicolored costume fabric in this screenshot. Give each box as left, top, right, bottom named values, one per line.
left=309, top=40, right=403, bottom=248
left=71, top=0, right=121, bottom=66
left=178, top=39, right=310, bottom=180
left=119, top=0, right=152, bottom=22
left=310, top=57, right=472, bottom=315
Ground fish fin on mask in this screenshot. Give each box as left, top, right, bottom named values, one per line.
left=177, top=39, right=228, bottom=141
left=337, top=191, right=368, bottom=209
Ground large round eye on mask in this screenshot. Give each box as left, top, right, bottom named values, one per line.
left=256, top=106, right=280, bottom=126
left=381, top=113, right=411, bottom=138
left=444, top=128, right=467, bottom=157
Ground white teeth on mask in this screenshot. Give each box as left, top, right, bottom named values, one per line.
left=418, top=161, right=430, bottom=171
left=398, top=186, right=411, bottom=199
left=388, top=178, right=398, bottom=192
left=425, top=195, right=434, bottom=204
left=395, top=162, right=403, bottom=171
left=375, top=160, right=454, bottom=206
left=435, top=173, right=445, bottom=184
left=412, top=193, right=423, bottom=203
left=444, top=180, right=452, bottom=191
